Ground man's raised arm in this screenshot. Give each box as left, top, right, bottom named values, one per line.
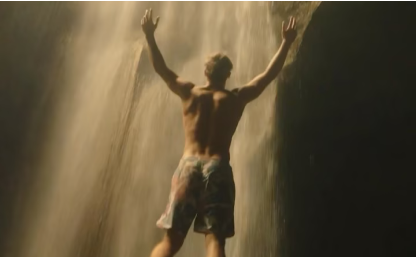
left=141, top=9, right=193, bottom=99
left=233, top=17, right=297, bottom=104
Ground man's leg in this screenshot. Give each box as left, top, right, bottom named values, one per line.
left=152, top=158, right=200, bottom=257
left=196, top=160, right=234, bottom=257
left=150, top=229, right=185, bottom=257
left=205, top=233, right=226, bottom=257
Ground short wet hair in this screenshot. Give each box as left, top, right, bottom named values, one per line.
left=204, top=53, right=233, bottom=82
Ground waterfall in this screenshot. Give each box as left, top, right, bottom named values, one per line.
left=14, top=2, right=279, bottom=257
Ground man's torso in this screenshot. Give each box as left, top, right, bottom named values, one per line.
left=181, top=86, right=245, bottom=161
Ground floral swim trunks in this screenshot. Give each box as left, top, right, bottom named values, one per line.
left=156, top=156, right=235, bottom=238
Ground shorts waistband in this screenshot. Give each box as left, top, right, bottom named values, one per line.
left=181, top=156, right=229, bottom=165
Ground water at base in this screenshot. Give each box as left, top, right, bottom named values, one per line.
left=14, top=2, right=280, bottom=257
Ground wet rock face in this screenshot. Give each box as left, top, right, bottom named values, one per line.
left=277, top=2, right=416, bottom=257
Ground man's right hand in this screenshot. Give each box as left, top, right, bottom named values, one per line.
left=141, top=8, right=160, bottom=37
left=282, top=16, right=297, bottom=44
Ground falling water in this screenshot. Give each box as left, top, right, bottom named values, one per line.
left=13, top=2, right=280, bottom=257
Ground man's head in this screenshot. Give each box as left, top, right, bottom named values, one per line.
left=204, top=53, right=233, bottom=86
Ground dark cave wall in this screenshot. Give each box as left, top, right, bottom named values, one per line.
left=0, top=2, right=77, bottom=253
left=276, top=2, right=416, bottom=257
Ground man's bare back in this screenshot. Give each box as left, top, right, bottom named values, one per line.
left=141, top=8, right=297, bottom=257
left=182, top=86, right=244, bottom=160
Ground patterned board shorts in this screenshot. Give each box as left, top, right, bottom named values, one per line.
left=157, top=156, right=236, bottom=238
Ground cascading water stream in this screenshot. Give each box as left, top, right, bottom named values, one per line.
left=13, top=2, right=280, bottom=257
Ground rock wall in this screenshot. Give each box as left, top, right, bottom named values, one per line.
left=275, top=2, right=416, bottom=257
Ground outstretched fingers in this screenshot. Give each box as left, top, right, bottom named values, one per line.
left=289, top=16, right=294, bottom=29
left=282, top=18, right=290, bottom=31
left=143, top=9, right=149, bottom=24
left=149, top=8, right=153, bottom=21
left=143, top=8, right=157, bottom=25
left=291, top=17, right=296, bottom=29
left=283, top=16, right=296, bottom=31
left=286, top=17, right=292, bottom=30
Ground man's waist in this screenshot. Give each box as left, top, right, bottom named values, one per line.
left=182, top=149, right=230, bottom=163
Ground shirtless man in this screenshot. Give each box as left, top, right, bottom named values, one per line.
left=141, top=9, right=297, bottom=257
